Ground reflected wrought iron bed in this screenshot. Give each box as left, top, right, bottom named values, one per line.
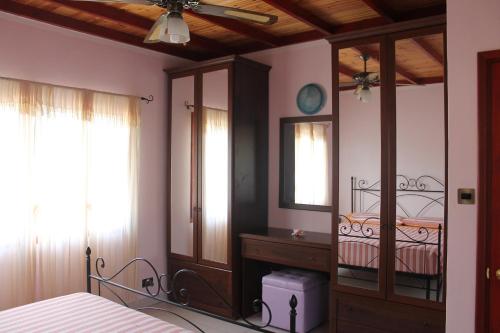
left=85, top=248, right=299, bottom=333
left=337, top=175, right=444, bottom=301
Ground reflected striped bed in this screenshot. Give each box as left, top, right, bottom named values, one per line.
left=338, top=221, right=443, bottom=275
left=0, top=292, right=192, bottom=333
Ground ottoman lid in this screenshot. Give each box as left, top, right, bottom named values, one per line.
left=262, top=269, right=326, bottom=291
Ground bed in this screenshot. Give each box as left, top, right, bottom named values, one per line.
left=0, top=248, right=298, bottom=333
left=337, top=175, right=445, bottom=300
left=0, top=293, right=190, bottom=333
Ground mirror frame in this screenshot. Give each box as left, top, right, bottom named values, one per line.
left=279, top=115, right=333, bottom=212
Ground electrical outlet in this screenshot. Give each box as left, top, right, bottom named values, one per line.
left=142, top=277, right=154, bottom=288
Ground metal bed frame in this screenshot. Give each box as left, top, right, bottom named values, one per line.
left=337, top=175, right=444, bottom=301
left=85, top=248, right=298, bottom=333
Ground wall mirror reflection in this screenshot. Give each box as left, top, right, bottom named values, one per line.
left=337, top=42, right=382, bottom=291
left=334, top=32, right=446, bottom=303
left=393, top=32, right=445, bottom=302
left=279, top=115, right=332, bottom=212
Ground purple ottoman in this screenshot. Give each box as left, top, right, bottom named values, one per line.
left=262, top=269, right=328, bottom=333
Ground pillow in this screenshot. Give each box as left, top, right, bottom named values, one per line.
left=401, top=217, right=444, bottom=229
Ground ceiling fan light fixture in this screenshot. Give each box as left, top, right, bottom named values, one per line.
left=144, top=13, right=168, bottom=44
left=357, top=86, right=371, bottom=103
left=163, top=11, right=190, bottom=44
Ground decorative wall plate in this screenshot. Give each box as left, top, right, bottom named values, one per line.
left=296, top=83, right=325, bottom=115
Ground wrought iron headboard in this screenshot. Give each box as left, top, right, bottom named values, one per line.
left=351, top=175, right=445, bottom=218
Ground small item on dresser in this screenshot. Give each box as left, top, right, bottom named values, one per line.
left=291, top=229, right=305, bottom=237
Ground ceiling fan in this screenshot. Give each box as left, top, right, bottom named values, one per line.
left=340, top=54, right=416, bottom=103
left=73, top=0, right=278, bottom=44
left=340, top=55, right=380, bottom=103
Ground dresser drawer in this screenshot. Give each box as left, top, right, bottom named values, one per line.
left=336, top=294, right=445, bottom=333
left=242, top=238, right=330, bottom=272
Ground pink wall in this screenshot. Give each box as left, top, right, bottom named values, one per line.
left=446, top=0, right=500, bottom=332
left=247, top=41, right=333, bottom=232
left=339, top=84, right=445, bottom=218
left=0, top=12, right=191, bottom=278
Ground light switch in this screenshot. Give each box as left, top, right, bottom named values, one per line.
left=458, top=188, right=475, bottom=204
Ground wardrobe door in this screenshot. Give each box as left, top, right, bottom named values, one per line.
left=334, top=39, right=386, bottom=297
left=170, top=75, right=196, bottom=259
left=199, top=68, right=230, bottom=267
left=389, top=30, right=446, bottom=304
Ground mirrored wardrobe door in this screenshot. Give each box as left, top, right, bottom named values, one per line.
left=200, top=68, right=230, bottom=265
left=170, top=75, right=196, bottom=258
left=337, top=42, right=383, bottom=292
left=392, top=31, right=446, bottom=303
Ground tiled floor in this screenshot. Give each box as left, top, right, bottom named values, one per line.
left=145, top=301, right=329, bottom=333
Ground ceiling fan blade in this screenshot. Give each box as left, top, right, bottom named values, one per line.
left=71, top=0, right=153, bottom=4
left=191, top=4, right=278, bottom=25
left=339, top=82, right=358, bottom=88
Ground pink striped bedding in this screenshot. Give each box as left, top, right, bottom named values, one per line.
left=0, top=292, right=192, bottom=333
left=338, top=220, right=443, bottom=275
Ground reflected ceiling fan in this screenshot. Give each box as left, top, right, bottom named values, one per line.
left=340, top=55, right=380, bottom=103
left=340, top=54, right=414, bottom=103
left=73, top=0, right=278, bottom=44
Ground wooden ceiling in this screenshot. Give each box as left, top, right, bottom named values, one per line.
left=0, top=0, right=445, bottom=84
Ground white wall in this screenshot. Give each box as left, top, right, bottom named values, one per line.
left=446, top=0, right=500, bottom=332
left=0, top=12, right=191, bottom=279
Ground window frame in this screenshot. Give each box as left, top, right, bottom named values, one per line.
left=279, top=115, right=333, bottom=212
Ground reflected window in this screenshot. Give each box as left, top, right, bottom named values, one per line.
left=280, top=115, right=332, bottom=211
left=294, top=122, right=330, bottom=206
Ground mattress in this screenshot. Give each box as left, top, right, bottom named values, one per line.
left=0, top=292, right=192, bottom=333
left=338, top=220, right=443, bottom=275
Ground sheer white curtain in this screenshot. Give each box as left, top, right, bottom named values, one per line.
left=294, top=122, right=331, bottom=206
left=201, top=107, right=228, bottom=264
left=0, top=78, right=139, bottom=309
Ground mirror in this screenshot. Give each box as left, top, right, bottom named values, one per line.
left=201, top=69, right=229, bottom=265
left=393, top=32, right=445, bottom=302
left=279, top=115, right=332, bottom=211
left=170, top=75, right=195, bottom=258
left=337, top=42, right=382, bottom=291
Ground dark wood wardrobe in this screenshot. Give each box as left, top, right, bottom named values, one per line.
left=165, top=56, right=269, bottom=318
left=329, top=17, right=448, bottom=333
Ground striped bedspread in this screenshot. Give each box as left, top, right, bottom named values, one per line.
left=338, top=220, right=443, bottom=275
left=0, top=293, right=192, bottom=333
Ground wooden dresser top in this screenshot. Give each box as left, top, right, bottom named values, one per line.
left=239, top=227, right=331, bottom=250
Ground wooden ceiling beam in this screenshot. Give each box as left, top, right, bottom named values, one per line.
left=186, top=10, right=283, bottom=47
left=0, top=0, right=206, bottom=60
left=47, top=0, right=235, bottom=57
left=359, top=0, right=398, bottom=23
left=410, top=36, right=444, bottom=66
left=359, top=0, right=443, bottom=70
left=354, top=45, right=420, bottom=85
left=259, top=0, right=334, bottom=35
left=396, top=5, right=446, bottom=21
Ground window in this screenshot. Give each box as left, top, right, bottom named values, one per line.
left=0, top=78, right=139, bottom=309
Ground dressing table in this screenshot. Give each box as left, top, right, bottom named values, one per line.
left=239, top=227, right=331, bottom=314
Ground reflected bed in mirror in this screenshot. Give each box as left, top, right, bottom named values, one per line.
left=279, top=115, right=332, bottom=212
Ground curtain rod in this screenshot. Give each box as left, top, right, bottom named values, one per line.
left=0, top=76, right=154, bottom=104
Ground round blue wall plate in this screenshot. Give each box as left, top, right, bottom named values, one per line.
left=296, top=83, right=325, bottom=115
